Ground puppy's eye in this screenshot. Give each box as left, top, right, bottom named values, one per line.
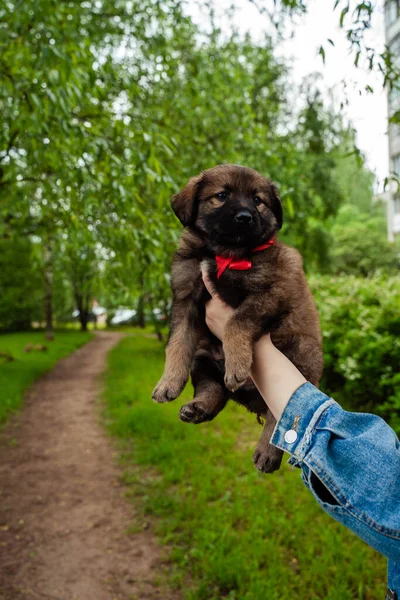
left=254, top=196, right=262, bottom=206
left=216, top=191, right=229, bottom=201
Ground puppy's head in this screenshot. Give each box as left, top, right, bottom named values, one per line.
left=171, top=164, right=282, bottom=254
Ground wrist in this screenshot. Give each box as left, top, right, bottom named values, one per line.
left=251, top=334, right=306, bottom=421
left=253, top=333, right=273, bottom=353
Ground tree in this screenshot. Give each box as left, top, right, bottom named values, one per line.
left=333, top=129, right=375, bottom=212
left=0, top=0, right=160, bottom=333
left=327, top=129, right=399, bottom=276
left=330, top=203, right=400, bottom=275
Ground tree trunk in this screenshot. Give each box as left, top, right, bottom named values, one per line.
left=137, top=271, right=146, bottom=328
left=79, top=309, right=89, bottom=332
left=137, top=296, right=145, bottom=328
left=75, top=291, right=90, bottom=332
left=43, top=241, right=54, bottom=341
left=148, top=297, right=163, bottom=342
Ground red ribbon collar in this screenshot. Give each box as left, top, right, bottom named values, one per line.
left=215, top=239, right=275, bottom=279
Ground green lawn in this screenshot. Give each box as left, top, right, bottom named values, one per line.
left=107, top=324, right=169, bottom=338
left=103, top=333, right=386, bottom=600
left=0, top=330, right=93, bottom=425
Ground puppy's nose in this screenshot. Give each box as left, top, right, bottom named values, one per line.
left=235, top=210, right=253, bottom=224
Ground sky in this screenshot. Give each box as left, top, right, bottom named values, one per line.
left=189, top=0, right=389, bottom=191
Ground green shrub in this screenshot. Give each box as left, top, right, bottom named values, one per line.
left=310, top=275, right=400, bottom=433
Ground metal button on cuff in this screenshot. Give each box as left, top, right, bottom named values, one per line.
left=284, top=415, right=300, bottom=445
left=284, top=429, right=298, bottom=444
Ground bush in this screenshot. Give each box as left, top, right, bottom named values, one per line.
left=310, top=275, right=400, bottom=434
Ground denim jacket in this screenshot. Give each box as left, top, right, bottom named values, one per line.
left=271, top=383, right=400, bottom=599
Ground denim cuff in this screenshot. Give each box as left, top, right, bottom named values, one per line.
left=270, top=382, right=335, bottom=468
left=388, top=560, right=400, bottom=598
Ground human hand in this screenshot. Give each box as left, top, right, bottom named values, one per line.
left=201, top=267, right=234, bottom=341
left=201, top=266, right=303, bottom=420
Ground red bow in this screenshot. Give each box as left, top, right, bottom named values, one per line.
left=215, top=239, right=275, bottom=279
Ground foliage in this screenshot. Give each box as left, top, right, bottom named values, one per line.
left=0, top=237, right=43, bottom=331
left=103, top=332, right=386, bottom=600
left=311, top=275, right=400, bottom=434
left=329, top=203, right=400, bottom=276
left=333, top=133, right=375, bottom=213
left=0, top=330, right=92, bottom=424
left=0, top=0, right=185, bottom=331
left=1, top=0, right=374, bottom=332
left=279, top=89, right=346, bottom=271
left=323, top=128, right=399, bottom=277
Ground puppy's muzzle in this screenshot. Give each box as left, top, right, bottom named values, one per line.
left=235, top=210, right=253, bottom=225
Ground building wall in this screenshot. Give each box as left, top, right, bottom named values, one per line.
left=385, top=0, right=400, bottom=239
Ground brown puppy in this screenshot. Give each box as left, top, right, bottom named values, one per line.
left=153, top=164, right=323, bottom=473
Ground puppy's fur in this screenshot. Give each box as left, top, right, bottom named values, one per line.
left=153, top=164, right=323, bottom=473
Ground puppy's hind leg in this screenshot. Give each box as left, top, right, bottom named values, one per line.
left=253, top=408, right=283, bottom=474
left=180, top=350, right=228, bottom=424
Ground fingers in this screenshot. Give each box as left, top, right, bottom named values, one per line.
left=201, top=265, right=216, bottom=298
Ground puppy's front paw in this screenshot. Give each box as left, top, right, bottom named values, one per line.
left=224, top=356, right=251, bottom=392
left=252, top=445, right=283, bottom=474
left=152, top=376, right=187, bottom=403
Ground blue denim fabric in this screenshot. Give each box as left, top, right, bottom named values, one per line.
left=271, top=382, right=400, bottom=597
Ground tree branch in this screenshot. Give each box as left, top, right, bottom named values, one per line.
left=0, top=176, right=40, bottom=187
left=0, top=129, right=20, bottom=163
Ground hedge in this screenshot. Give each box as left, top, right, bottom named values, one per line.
left=310, top=275, right=400, bottom=434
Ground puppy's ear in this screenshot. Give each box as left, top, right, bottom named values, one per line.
left=171, top=174, right=203, bottom=226
left=270, top=183, right=283, bottom=230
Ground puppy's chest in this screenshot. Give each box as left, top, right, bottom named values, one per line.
left=204, top=257, right=274, bottom=309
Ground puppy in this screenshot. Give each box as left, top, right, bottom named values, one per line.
left=153, top=164, right=323, bottom=473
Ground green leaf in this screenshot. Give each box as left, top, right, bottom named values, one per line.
left=339, top=5, right=349, bottom=27
left=389, top=110, right=400, bottom=123
left=30, top=93, right=42, bottom=111
left=285, top=196, right=295, bottom=218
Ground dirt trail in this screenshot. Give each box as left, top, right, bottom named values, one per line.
left=0, top=332, right=176, bottom=600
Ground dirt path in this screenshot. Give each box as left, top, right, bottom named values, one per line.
left=0, top=332, right=176, bottom=600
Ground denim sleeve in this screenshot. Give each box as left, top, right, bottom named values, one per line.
left=270, top=381, right=400, bottom=594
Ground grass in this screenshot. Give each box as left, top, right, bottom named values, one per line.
left=107, top=324, right=169, bottom=338
left=0, top=330, right=93, bottom=425
left=103, top=333, right=386, bottom=600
